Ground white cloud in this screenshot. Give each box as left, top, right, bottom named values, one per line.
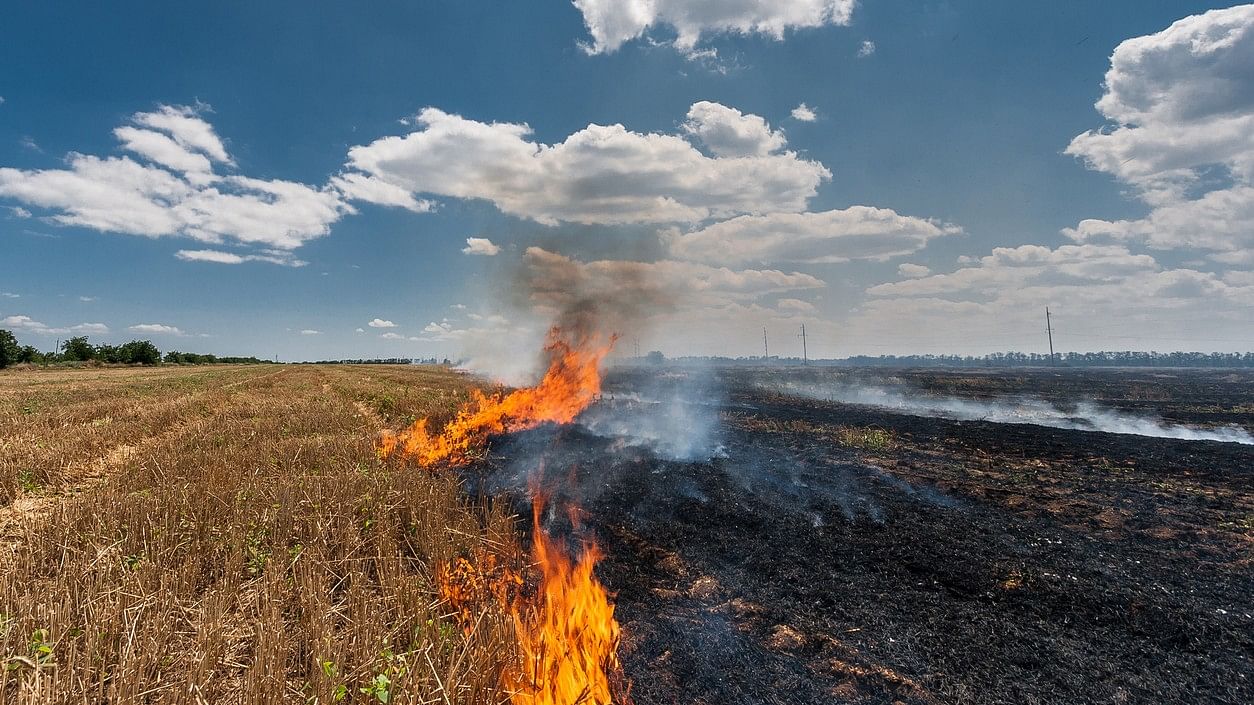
left=368, top=318, right=397, bottom=328
left=78, top=296, right=97, bottom=302
left=380, top=331, right=419, bottom=341
left=777, top=298, right=816, bottom=313
left=299, top=329, right=321, bottom=336
left=867, top=245, right=1159, bottom=298
left=128, top=323, right=185, bottom=336
left=113, top=125, right=214, bottom=177
left=355, top=327, right=365, bottom=333
left=573, top=0, right=857, bottom=54
left=8, top=206, right=30, bottom=218
left=1064, top=6, right=1254, bottom=258
left=790, top=103, right=817, bottom=122
left=897, top=263, right=931, bottom=278
left=0, top=292, right=18, bottom=298
left=330, top=172, right=433, bottom=213
left=857, top=40, right=876, bottom=58
left=854, top=244, right=1254, bottom=353
left=174, top=249, right=308, bottom=267
left=462, top=237, right=501, bottom=256
left=681, top=101, right=785, bottom=157
left=1, top=315, right=108, bottom=336
left=664, top=206, right=961, bottom=265
left=0, top=105, right=350, bottom=262
left=341, top=104, right=828, bottom=226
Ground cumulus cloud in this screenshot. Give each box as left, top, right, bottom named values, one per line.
left=299, top=329, right=321, bottom=336
left=0, top=105, right=350, bottom=262
left=681, top=101, right=785, bottom=157
left=368, top=318, right=397, bottom=328
left=462, top=237, right=501, bottom=256
left=857, top=40, right=876, bottom=57
left=790, top=103, right=817, bottom=122
left=8, top=206, right=31, bottom=218
left=573, top=0, right=856, bottom=54
left=340, top=104, right=828, bottom=226
left=897, top=263, right=931, bottom=278
left=329, top=172, right=433, bottom=213
left=128, top=323, right=185, bottom=336
left=2, top=315, right=108, bottom=336
left=664, top=206, right=961, bottom=265
left=777, top=297, right=816, bottom=313
left=1064, top=5, right=1254, bottom=258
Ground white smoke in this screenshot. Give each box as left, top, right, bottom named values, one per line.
left=770, top=381, right=1254, bottom=445
left=576, top=368, right=727, bottom=461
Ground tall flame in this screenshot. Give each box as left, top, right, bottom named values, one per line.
left=508, top=499, right=625, bottom=705
left=380, top=327, right=615, bottom=466
left=387, top=326, right=628, bottom=703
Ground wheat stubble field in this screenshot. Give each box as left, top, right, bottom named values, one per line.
left=0, top=364, right=522, bottom=704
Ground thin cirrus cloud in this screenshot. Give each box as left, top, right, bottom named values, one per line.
left=175, top=249, right=308, bottom=267
left=572, top=0, right=857, bottom=54
left=1062, top=4, right=1254, bottom=261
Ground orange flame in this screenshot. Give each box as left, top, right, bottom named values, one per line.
left=507, top=499, right=625, bottom=705
left=380, top=327, right=615, bottom=467
left=395, top=326, right=627, bottom=703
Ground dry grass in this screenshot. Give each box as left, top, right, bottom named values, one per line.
left=0, top=364, right=523, bottom=704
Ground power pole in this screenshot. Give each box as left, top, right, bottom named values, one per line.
left=798, top=324, right=808, bottom=365
left=633, top=337, right=640, bottom=359
left=762, top=327, right=769, bottom=359
left=1045, top=307, right=1055, bottom=365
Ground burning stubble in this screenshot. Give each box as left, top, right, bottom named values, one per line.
left=379, top=327, right=630, bottom=705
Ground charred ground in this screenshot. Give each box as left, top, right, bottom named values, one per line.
left=475, top=366, right=1254, bottom=705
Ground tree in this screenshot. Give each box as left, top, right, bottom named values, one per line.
left=0, top=329, right=20, bottom=368
left=119, top=340, right=161, bottom=365
left=61, top=336, right=96, bottom=362
left=645, top=350, right=665, bottom=365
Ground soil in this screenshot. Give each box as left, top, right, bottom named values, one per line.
left=474, top=367, right=1254, bottom=705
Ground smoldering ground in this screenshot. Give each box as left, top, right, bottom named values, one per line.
left=461, top=367, right=1254, bottom=705
left=753, top=370, right=1254, bottom=445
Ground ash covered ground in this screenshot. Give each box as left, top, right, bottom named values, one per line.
left=470, top=367, right=1254, bottom=705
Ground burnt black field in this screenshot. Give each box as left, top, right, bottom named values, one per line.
left=475, top=367, right=1254, bottom=705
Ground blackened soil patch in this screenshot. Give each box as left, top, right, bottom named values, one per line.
left=471, top=368, right=1254, bottom=705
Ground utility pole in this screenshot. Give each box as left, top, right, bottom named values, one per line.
left=798, top=324, right=808, bottom=365
left=1045, top=307, right=1055, bottom=365
left=633, top=337, right=640, bottom=359
left=762, top=327, right=769, bottom=359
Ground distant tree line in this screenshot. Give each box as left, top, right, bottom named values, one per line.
left=838, top=351, right=1254, bottom=368
left=0, top=330, right=266, bottom=368
left=298, top=357, right=452, bottom=365
left=650, top=350, right=1254, bottom=369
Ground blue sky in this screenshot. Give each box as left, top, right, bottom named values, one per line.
left=2, top=1, right=1253, bottom=364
